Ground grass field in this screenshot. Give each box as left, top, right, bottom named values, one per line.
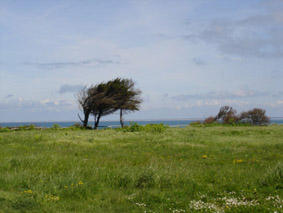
left=0, top=125, right=282, bottom=212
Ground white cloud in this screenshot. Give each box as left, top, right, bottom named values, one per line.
left=17, top=97, right=23, bottom=102
left=0, top=98, right=74, bottom=112
left=185, top=2, right=283, bottom=58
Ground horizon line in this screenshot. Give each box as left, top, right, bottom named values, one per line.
left=1, top=117, right=283, bottom=123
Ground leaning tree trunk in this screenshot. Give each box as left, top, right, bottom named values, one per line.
left=78, top=110, right=90, bottom=128
left=83, top=111, right=90, bottom=128
left=94, top=114, right=101, bottom=130
left=120, top=109, right=124, bottom=128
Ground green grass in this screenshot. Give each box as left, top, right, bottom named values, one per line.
left=0, top=125, right=282, bottom=212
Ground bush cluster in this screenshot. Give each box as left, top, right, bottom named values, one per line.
left=51, top=124, right=61, bottom=130
left=0, top=127, right=10, bottom=132
left=116, top=122, right=168, bottom=133
left=0, top=125, right=37, bottom=132
left=197, top=106, right=270, bottom=126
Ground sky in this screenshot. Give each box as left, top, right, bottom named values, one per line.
left=1, top=0, right=283, bottom=122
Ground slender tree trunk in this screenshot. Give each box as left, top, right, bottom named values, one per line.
left=78, top=110, right=90, bottom=128
left=94, top=114, right=101, bottom=130
left=93, top=114, right=97, bottom=129
left=83, top=111, right=89, bottom=128
left=120, top=109, right=124, bottom=128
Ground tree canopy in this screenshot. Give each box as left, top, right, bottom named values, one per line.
left=77, top=78, right=142, bottom=129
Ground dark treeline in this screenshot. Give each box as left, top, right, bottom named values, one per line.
left=77, top=78, right=142, bottom=129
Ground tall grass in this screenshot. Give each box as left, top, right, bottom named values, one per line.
left=0, top=125, right=282, bottom=212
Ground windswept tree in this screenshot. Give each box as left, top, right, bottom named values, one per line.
left=77, top=78, right=142, bottom=129
left=89, top=82, right=118, bottom=129
left=76, top=86, right=92, bottom=128
left=109, top=78, right=142, bottom=127
left=215, top=105, right=238, bottom=124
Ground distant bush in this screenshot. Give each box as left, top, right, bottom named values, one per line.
left=117, top=122, right=168, bottom=133
left=71, top=123, right=84, bottom=128
left=51, top=124, right=61, bottom=130
left=64, top=123, right=92, bottom=130
left=129, top=122, right=142, bottom=132
left=207, top=106, right=270, bottom=126
left=190, top=121, right=202, bottom=126
left=16, top=125, right=36, bottom=130
left=203, top=116, right=215, bottom=124
left=144, top=123, right=168, bottom=133
left=240, top=108, right=270, bottom=125
left=0, top=127, right=10, bottom=132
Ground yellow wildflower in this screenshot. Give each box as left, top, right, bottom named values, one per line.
left=78, top=180, right=84, bottom=185
left=202, top=155, right=208, bottom=159
left=24, top=189, right=32, bottom=194
left=53, top=196, right=59, bottom=201
left=46, top=194, right=60, bottom=201
left=233, top=159, right=244, bottom=164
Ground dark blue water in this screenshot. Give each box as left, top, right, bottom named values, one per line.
left=0, top=120, right=194, bottom=128
left=0, top=119, right=282, bottom=128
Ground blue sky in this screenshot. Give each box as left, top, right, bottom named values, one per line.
left=1, top=0, right=283, bottom=122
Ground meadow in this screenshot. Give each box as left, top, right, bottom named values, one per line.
left=0, top=125, right=282, bottom=212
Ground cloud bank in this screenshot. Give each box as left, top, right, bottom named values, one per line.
left=185, top=2, right=283, bottom=58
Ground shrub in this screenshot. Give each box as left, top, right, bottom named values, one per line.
left=203, top=116, right=215, bottom=124
left=190, top=120, right=202, bottom=126
left=51, top=124, right=61, bottom=130
left=117, top=122, right=168, bottom=133
left=66, top=123, right=86, bottom=130
left=144, top=123, right=168, bottom=133
left=71, top=123, right=83, bottom=128
left=0, top=127, right=10, bottom=132
left=240, top=108, right=269, bottom=125
left=129, top=122, right=142, bottom=132
left=17, top=125, right=36, bottom=130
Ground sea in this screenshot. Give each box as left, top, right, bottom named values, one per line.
left=1, top=119, right=283, bottom=128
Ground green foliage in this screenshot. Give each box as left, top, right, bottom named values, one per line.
left=0, top=127, right=10, bottom=132
left=17, top=125, right=36, bottom=130
left=77, top=78, right=142, bottom=129
left=118, top=122, right=168, bottom=133
left=260, top=162, right=283, bottom=189
left=34, top=134, right=43, bottom=141
left=128, top=122, right=142, bottom=132
left=189, top=121, right=202, bottom=126
left=51, top=124, right=61, bottom=130
left=64, top=123, right=86, bottom=131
